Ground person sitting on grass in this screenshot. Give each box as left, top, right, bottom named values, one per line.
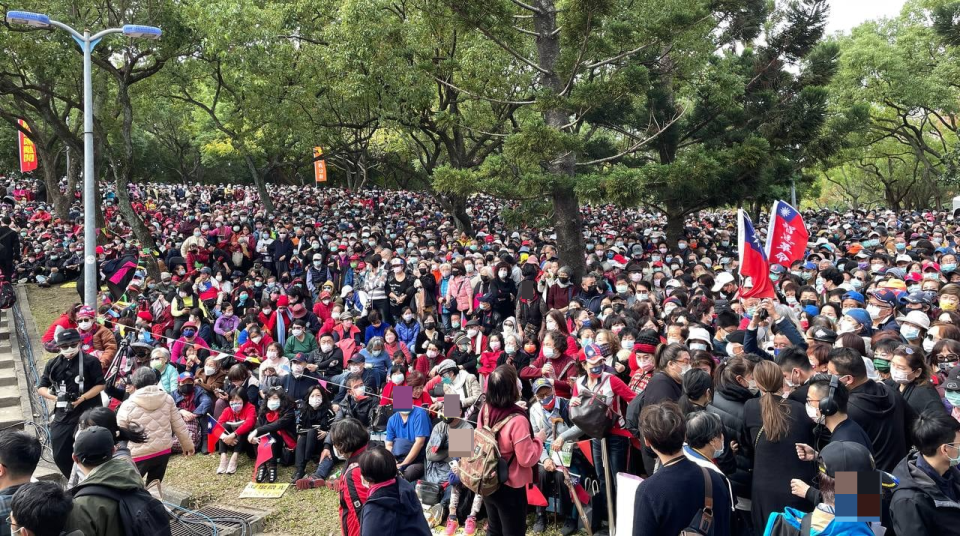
left=216, top=388, right=257, bottom=475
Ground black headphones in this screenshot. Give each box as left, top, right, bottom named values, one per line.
left=819, top=374, right=839, bottom=417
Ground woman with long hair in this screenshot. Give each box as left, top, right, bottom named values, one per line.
left=889, top=345, right=948, bottom=417
left=67, top=407, right=148, bottom=488
left=742, top=360, right=816, bottom=530
left=477, top=365, right=543, bottom=536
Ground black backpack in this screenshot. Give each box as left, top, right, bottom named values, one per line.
left=73, top=485, right=171, bottom=536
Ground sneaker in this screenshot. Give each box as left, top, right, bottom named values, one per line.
left=463, top=515, right=477, bottom=535
left=560, top=518, right=578, bottom=536
left=267, top=464, right=278, bottom=484
left=255, top=463, right=268, bottom=483
left=444, top=516, right=459, bottom=535
left=226, top=456, right=238, bottom=474
left=295, top=477, right=317, bottom=491
left=216, top=457, right=228, bottom=474
left=532, top=513, right=547, bottom=533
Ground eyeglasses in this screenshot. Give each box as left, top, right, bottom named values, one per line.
left=940, top=354, right=960, bottom=362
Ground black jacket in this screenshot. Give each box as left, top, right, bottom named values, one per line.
left=891, top=451, right=960, bottom=536
left=315, top=348, right=345, bottom=376
left=642, top=371, right=682, bottom=406
left=708, top=383, right=756, bottom=500
left=848, top=380, right=910, bottom=472
left=887, top=380, right=948, bottom=420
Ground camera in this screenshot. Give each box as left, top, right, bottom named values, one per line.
left=54, top=381, right=77, bottom=414
left=756, top=307, right=769, bottom=322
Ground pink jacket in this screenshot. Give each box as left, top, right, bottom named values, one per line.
left=445, top=276, right=473, bottom=313
left=478, top=411, right=543, bottom=488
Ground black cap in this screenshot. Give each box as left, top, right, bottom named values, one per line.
left=56, top=328, right=81, bottom=346
left=818, top=441, right=876, bottom=477
left=725, top=330, right=746, bottom=345
left=811, top=327, right=838, bottom=344
left=73, top=426, right=115, bottom=466
left=347, top=353, right=365, bottom=363
left=945, top=365, right=960, bottom=391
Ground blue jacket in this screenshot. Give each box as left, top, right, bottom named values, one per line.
left=743, top=316, right=807, bottom=361
left=172, top=387, right=212, bottom=418
left=364, top=323, right=390, bottom=344
left=360, top=477, right=432, bottom=536
left=394, top=321, right=420, bottom=350
left=763, top=507, right=873, bottom=536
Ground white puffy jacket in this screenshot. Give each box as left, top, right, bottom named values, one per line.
left=117, top=385, right=194, bottom=460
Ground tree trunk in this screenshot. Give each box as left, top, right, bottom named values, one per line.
left=665, top=211, right=686, bottom=247
left=243, top=154, right=276, bottom=213
left=115, top=83, right=160, bottom=280
left=436, top=193, right=474, bottom=236
left=534, top=0, right=586, bottom=279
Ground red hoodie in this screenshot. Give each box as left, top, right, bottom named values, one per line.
left=339, top=446, right=370, bottom=536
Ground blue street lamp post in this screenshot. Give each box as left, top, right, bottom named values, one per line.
left=5, top=10, right=160, bottom=309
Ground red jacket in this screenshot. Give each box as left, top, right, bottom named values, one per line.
left=339, top=446, right=370, bottom=536
left=217, top=402, right=256, bottom=437
left=520, top=353, right=579, bottom=399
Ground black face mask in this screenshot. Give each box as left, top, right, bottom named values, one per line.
left=424, top=322, right=436, bottom=329
left=179, top=384, right=195, bottom=395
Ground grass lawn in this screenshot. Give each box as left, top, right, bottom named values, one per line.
left=164, top=454, right=344, bottom=536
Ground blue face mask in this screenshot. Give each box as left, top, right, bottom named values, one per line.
left=589, top=365, right=603, bottom=376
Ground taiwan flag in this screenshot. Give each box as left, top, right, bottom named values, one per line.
left=207, top=415, right=226, bottom=454
left=252, top=435, right=275, bottom=481
left=738, top=210, right=775, bottom=299
left=764, top=200, right=809, bottom=267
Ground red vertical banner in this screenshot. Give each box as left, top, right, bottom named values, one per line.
left=313, top=147, right=326, bottom=183
left=18, top=119, right=37, bottom=173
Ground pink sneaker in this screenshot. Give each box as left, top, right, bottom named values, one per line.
left=464, top=515, right=477, bottom=535
left=444, top=516, right=459, bottom=535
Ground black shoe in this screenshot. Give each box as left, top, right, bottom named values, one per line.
left=267, top=463, right=278, bottom=484
left=255, top=463, right=267, bottom=483
left=291, top=470, right=305, bottom=483
left=533, top=514, right=547, bottom=533
left=561, top=518, right=578, bottom=536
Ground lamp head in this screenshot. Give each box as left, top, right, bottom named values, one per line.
left=122, top=24, right=161, bottom=40
left=6, top=11, right=51, bottom=28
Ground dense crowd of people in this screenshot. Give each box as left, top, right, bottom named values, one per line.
left=2, top=178, right=960, bottom=536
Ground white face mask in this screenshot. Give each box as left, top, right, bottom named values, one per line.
left=923, top=337, right=936, bottom=353
left=891, top=368, right=912, bottom=384
left=543, top=347, right=556, bottom=359
left=291, top=328, right=304, bottom=337
left=320, top=343, right=333, bottom=353
left=546, top=320, right=558, bottom=331
left=292, top=365, right=304, bottom=376
left=392, top=373, right=404, bottom=385
left=309, top=396, right=323, bottom=409
left=78, top=319, right=94, bottom=330
left=204, top=366, right=216, bottom=376
left=267, top=399, right=281, bottom=411
left=267, top=350, right=278, bottom=359
left=680, top=364, right=692, bottom=376
left=489, top=341, right=501, bottom=350
left=61, top=345, right=80, bottom=357
left=499, top=270, right=508, bottom=278
left=332, top=312, right=342, bottom=320
left=349, top=365, right=361, bottom=373
left=427, top=349, right=439, bottom=358
left=467, top=329, right=478, bottom=338
left=806, top=403, right=823, bottom=423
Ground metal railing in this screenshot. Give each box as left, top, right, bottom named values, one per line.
left=11, top=301, right=52, bottom=455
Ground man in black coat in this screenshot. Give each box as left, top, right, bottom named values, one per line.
left=891, top=410, right=960, bottom=536
left=0, top=217, right=19, bottom=281
left=827, top=347, right=909, bottom=472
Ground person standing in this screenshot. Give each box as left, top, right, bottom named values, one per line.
left=741, top=360, right=816, bottom=531
left=478, top=365, right=544, bottom=536
left=357, top=446, right=432, bottom=536
left=0, top=431, right=41, bottom=536
left=37, top=329, right=106, bottom=476
left=633, top=401, right=731, bottom=536
left=0, top=217, right=20, bottom=282
left=116, top=367, right=195, bottom=485
left=890, top=410, right=960, bottom=535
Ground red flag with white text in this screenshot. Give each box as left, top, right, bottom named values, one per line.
left=764, top=200, right=809, bottom=267
left=738, top=210, right=776, bottom=299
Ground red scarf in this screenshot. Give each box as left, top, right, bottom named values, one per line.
left=264, top=410, right=296, bottom=449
